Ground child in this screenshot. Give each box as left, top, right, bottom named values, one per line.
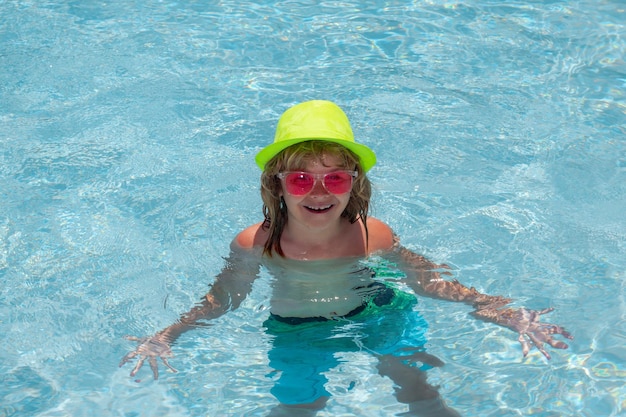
left=120, top=100, right=572, bottom=416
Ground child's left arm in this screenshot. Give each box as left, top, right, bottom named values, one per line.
left=389, top=244, right=573, bottom=360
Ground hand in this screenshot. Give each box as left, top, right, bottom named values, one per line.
left=495, top=307, right=573, bottom=359
left=119, top=334, right=178, bottom=380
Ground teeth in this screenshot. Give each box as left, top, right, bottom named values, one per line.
left=307, top=205, right=332, bottom=211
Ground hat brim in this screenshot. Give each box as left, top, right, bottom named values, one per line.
left=255, top=137, right=377, bottom=172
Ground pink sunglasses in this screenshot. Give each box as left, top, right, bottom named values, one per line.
left=276, top=170, right=358, bottom=196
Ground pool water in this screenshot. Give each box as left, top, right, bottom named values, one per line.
left=1, top=0, right=625, bottom=416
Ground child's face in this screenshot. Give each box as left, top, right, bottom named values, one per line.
left=279, top=153, right=352, bottom=231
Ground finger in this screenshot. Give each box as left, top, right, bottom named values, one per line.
left=161, top=357, right=178, bottom=373
left=130, top=356, right=145, bottom=377
left=526, top=332, right=551, bottom=360
left=538, top=323, right=574, bottom=341
left=518, top=333, right=531, bottom=357
left=547, top=338, right=569, bottom=349
left=536, top=307, right=555, bottom=316
left=119, top=351, right=138, bottom=367
left=541, top=331, right=569, bottom=350
left=550, top=325, right=574, bottom=340
left=124, top=335, right=142, bottom=342
left=149, top=356, right=159, bottom=380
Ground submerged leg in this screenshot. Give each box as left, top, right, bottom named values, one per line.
left=267, top=396, right=329, bottom=417
left=265, top=318, right=338, bottom=416
left=403, top=397, right=463, bottom=417
left=376, top=353, right=462, bottom=417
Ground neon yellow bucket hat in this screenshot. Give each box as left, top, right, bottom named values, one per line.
left=255, top=100, right=377, bottom=172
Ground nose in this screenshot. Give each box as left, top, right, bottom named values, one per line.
left=309, top=178, right=329, bottom=195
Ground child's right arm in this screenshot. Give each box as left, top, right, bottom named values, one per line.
left=119, top=244, right=261, bottom=380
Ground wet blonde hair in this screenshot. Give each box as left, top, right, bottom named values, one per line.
left=260, top=140, right=372, bottom=257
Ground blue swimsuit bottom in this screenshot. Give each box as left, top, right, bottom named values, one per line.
left=263, top=282, right=429, bottom=405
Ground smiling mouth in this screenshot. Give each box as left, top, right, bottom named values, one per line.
left=304, top=204, right=333, bottom=213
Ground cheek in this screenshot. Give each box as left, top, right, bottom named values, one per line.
left=280, top=193, right=299, bottom=207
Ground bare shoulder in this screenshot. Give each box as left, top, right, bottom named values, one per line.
left=233, top=222, right=269, bottom=250
left=365, top=217, right=395, bottom=253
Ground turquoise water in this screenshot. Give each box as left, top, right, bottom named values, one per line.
left=1, top=0, right=625, bottom=416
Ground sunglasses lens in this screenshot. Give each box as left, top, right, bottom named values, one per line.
left=284, top=173, right=315, bottom=195
left=322, top=171, right=353, bottom=194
